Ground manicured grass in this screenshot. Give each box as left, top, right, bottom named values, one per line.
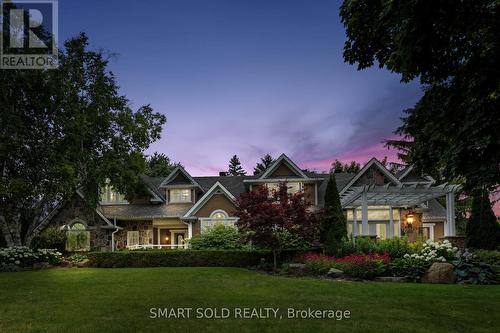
left=0, top=268, right=499, bottom=333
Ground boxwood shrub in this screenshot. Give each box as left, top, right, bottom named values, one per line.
left=88, top=249, right=315, bottom=268
left=87, top=250, right=274, bottom=268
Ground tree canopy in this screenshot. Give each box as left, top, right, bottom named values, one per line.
left=145, top=153, right=180, bottom=177
left=340, top=0, right=499, bottom=192
left=0, top=33, right=166, bottom=246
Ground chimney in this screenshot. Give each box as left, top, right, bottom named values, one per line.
left=219, top=171, right=227, bottom=177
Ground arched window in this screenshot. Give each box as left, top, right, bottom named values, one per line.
left=200, top=210, right=237, bottom=232
left=210, top=210, right=228, bottom=220
left=71, top=222, right=86, bottom=231
left=66, top=220, right=90, bottom=251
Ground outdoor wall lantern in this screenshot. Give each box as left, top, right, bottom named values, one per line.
left=406, top=213, right=415, bottom=226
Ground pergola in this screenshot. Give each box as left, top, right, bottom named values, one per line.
left=340, top=183, right=462, bottom=238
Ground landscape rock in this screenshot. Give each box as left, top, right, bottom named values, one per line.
left=75, top=259, right=90, bottom=268
left=32, top=262, right=52, bottom=270
left=375, top=276, right=408, bottom=283
left=287, top=263, right=306, bottom=275
left=326, top=268, right=344, bottom=278
left=421, top=262, right=456, bottom=284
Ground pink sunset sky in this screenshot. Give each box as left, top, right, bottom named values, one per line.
left=60, top=1, right=499, bottom=215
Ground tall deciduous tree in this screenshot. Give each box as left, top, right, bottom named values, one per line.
left=235, top=183, right=318, bottom=269
left=466, top=189, right=500, bottom=250
left=340, top=0, right=499, bottom=193
left=228, top=155, right=246, bottom=176
left=0, top=34, right=166, bottom=246
left=145, top=153, right=179, bottom=177
left=253, top=154, right=274, bottom=175
left=320, top=173, right=347, bottom=255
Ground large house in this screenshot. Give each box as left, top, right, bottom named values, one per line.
left=48, top=154, right=461, bottom=251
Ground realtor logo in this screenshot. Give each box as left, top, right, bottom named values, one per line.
left=1, top=0, right=58, bottom=69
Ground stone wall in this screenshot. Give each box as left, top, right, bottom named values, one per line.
left=50, top=195, right=112, bottom=251
left=115, top=220, right=153, bottom=249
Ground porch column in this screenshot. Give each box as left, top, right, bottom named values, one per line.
left=170, top=231, right=175, bottom=248
left=388, top=206, right=394, bottom=238
left=361, top=191, right=369, bottom=236
left=188, top=222, right=193, bottom=239
left=445, top=192, right=456, bottom=236
left=397, top=209, right=402, bottom=237
left=352, top=208, right=358, bottom=239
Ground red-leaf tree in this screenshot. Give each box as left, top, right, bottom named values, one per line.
left=235, top=182, right=319, bottom=269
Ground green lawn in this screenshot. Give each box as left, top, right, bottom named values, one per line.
left=0, top=268, right=499, bottom=333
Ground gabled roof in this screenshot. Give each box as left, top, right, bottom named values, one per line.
left=396, top=165, right=435, bottom=184
left=159, top=166, right=201, bottom=189
left=339, top=158, right=401, bottom=195
left=194, top=176, right=248, bottom=197
left=140, top=174, right=166, bottom=202
left=183, top=181, right=236, bottom=217
left=258, top=153, right=308, bottom=179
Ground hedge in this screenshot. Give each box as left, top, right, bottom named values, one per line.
left=87, top=249, right=316, bottom=268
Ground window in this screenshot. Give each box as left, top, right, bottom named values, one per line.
left=66, top=220, right=90, bottom=251
left=210, top=210, right=228, bottom=220
left=100, top=184, right=127, bottom=204
left=169, top=189, right=192, bottom=203
left=127, top=231, right=139, bottom=247
left=346, top=207, right=400, bottom=221
left=200, top=210, right=235, bottom=231
left=266, top=182, right=302, bottom=195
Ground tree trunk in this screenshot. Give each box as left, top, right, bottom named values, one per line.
left=24, top=201, right=63, bottom=246
left=273, top=249, right=277, bottom=271
left=0, top=214, right=22, bottom=247
left=0, top=215, right=15, bottom=247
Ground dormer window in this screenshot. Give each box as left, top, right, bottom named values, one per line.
left=100, top=183, right=127, bottom=204
left=170, top=189, right=192, bottom=203
left=266, top=182, right=302, bottom=195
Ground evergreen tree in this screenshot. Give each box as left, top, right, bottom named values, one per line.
left=228, top=155, right=246, bottom=176
left=253, top=154, right=274, bottom=175
left=344, top=161, right=361, bottom=173
left=331, top=160, right=344, bottom=173
left=320, top=173, right=347, bottom=255
left=330, top=160, right=360, bottom=173
left=466, top=189, right=500, bottom=250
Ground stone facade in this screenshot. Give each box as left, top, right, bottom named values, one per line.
left=50, top=195, right=112, bottom=251
left=115, top=220, right=153, bottom=249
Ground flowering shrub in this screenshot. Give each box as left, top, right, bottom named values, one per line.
left=335, top=253, right=389, bottom=279
left=0, top=247, right=62, bottom=271
left=391, top=240, right=459, bottom=281
left=336, top=236, right=415, bottom=259
left=390, top=257, right=430, bottom=281
left=301, top=253, right=337, bottom=275
left=299, top=252, right=389, bottom=278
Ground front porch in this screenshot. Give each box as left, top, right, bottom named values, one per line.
left=115, top=218, right=191, bottom=250
left=341, top=183, right=461, bottom=241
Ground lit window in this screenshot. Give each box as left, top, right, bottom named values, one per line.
left=127, top=231, right=139, bottom=246
left=266, top=182, right=302, bottom=195
left=210, top=210, right=228, bottom=220
left=170, top=189, right=192, bottom=203
left=100, top=184, right=127, bottom=204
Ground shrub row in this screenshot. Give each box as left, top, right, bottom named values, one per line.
left=87, top=249, right=312, bottom=268
left=0, top=247, right=62, bottom=271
